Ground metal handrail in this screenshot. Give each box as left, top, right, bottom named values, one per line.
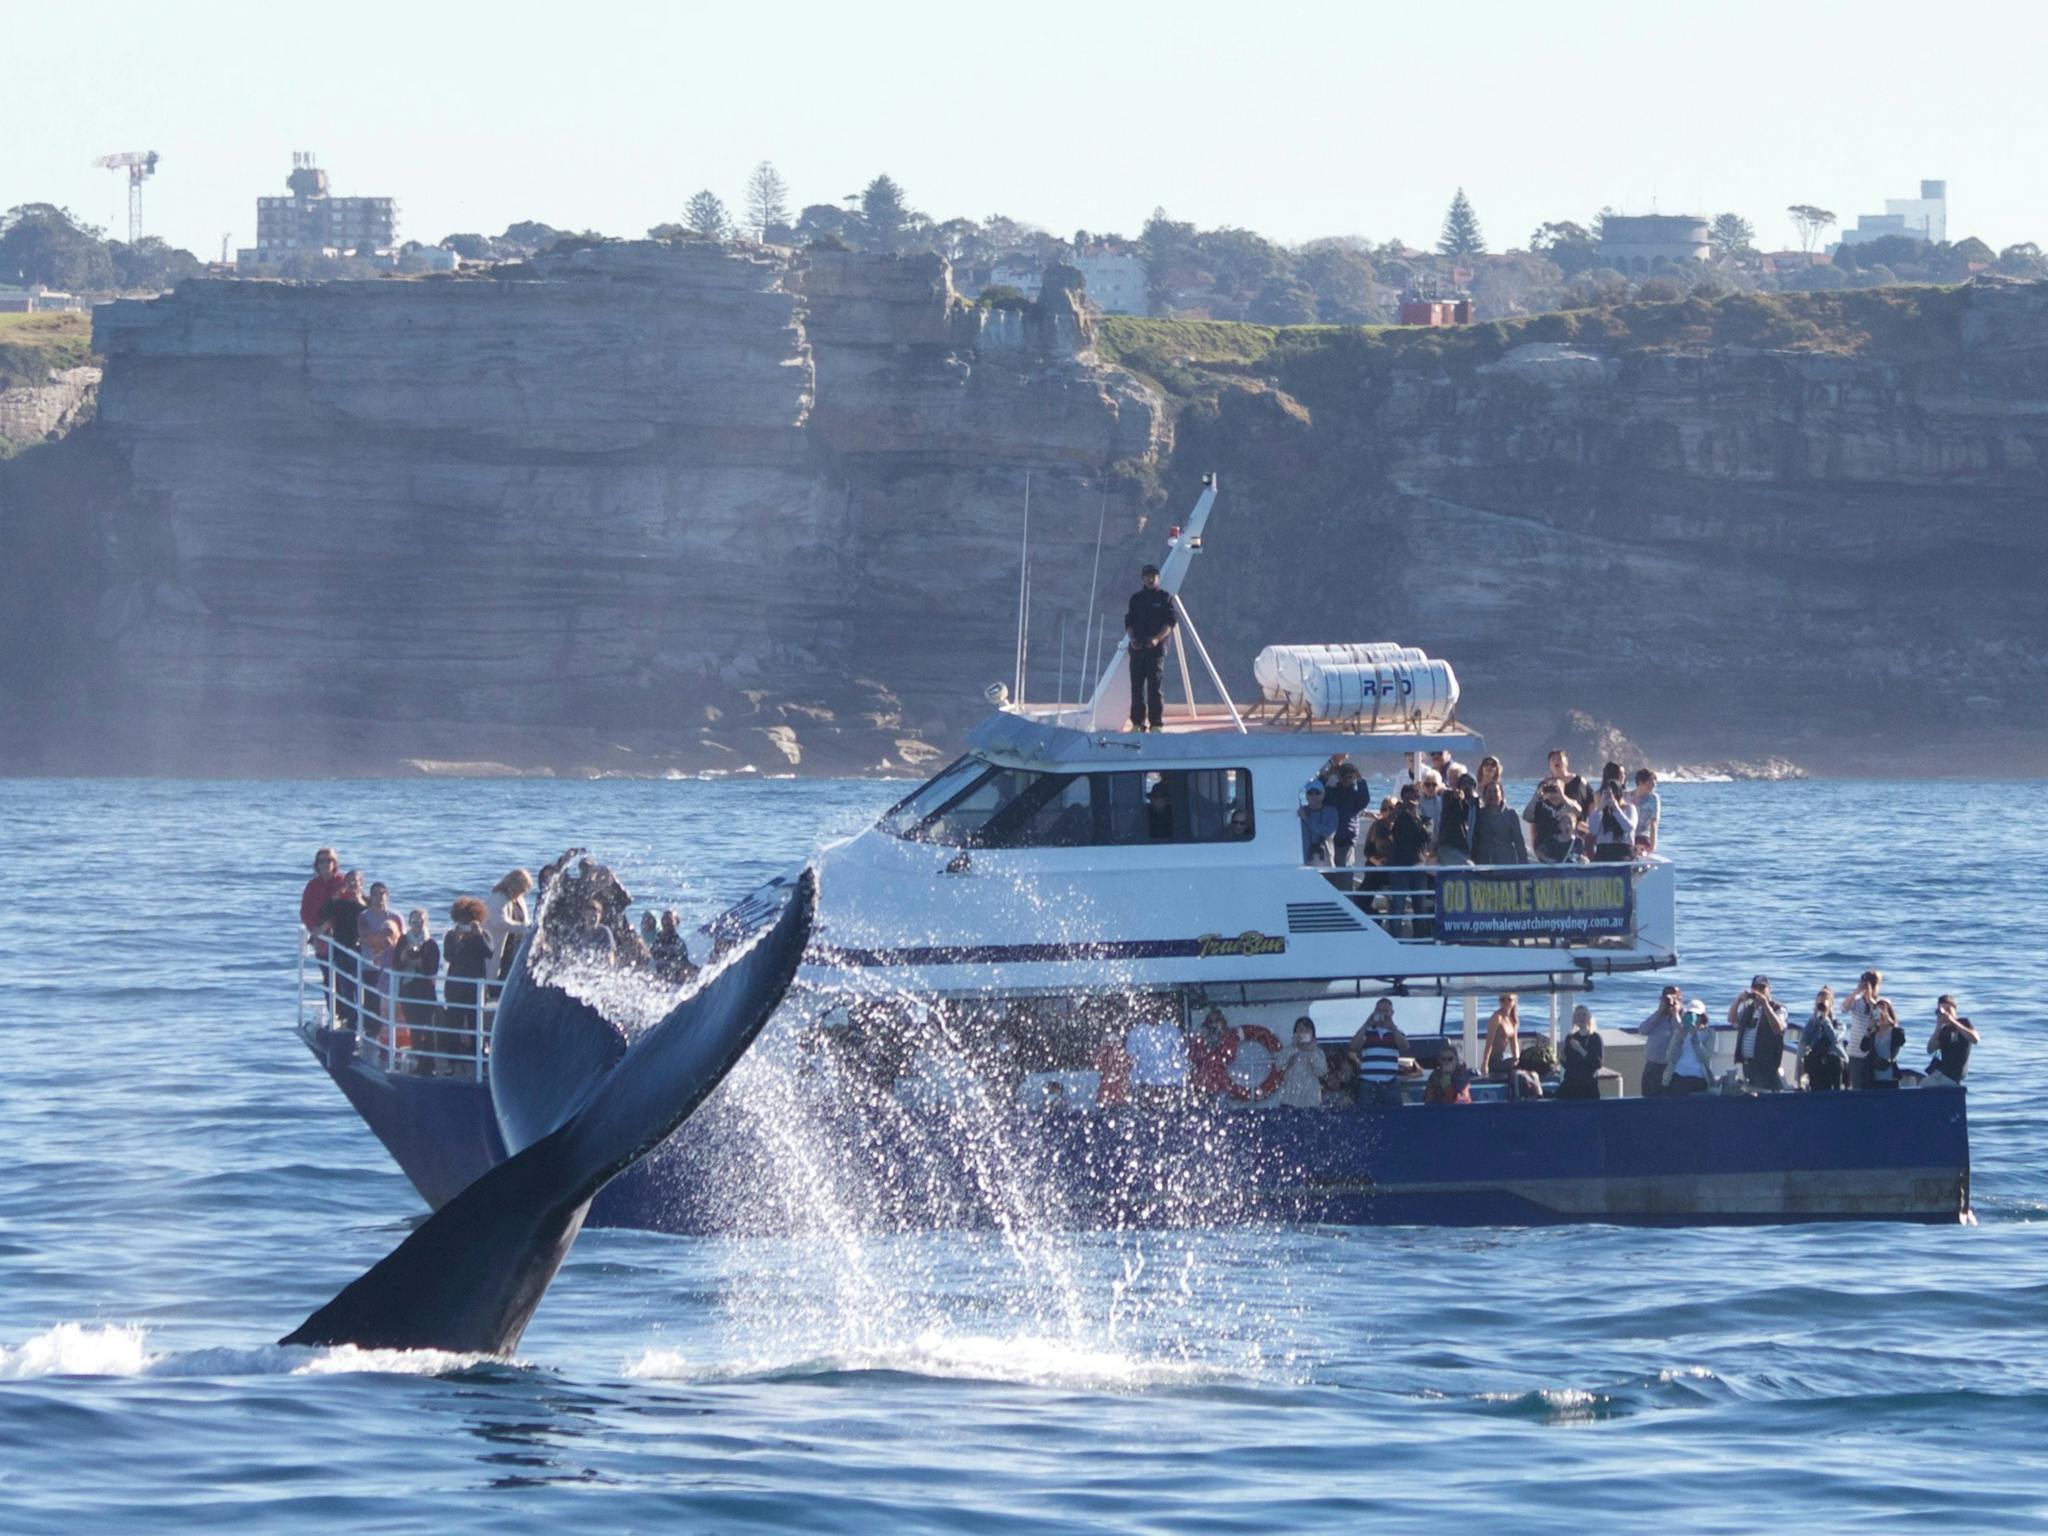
left=299, top=929, right=505, bottom=1082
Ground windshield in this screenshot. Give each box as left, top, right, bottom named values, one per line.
left=876, top=757, right=985, bottom=836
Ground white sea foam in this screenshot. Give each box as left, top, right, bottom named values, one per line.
left=622, top=1328, right=1227, bottom=1392
left=0, top=1324, right=506, bottom=1380
left=0, top=1323, right=153, bottom=1378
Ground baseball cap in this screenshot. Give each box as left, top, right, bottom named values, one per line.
left=1141, top=563, right=1160, bottom=576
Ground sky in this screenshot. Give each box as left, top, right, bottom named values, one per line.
left=5, top=0, right=2044, bottom=261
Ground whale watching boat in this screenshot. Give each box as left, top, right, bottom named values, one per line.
left=299, top=477, right=1971, bottom=1228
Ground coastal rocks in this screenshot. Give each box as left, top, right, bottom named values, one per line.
left=0, top=365, right=98, bottom=449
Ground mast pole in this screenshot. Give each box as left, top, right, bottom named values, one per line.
left=1013, top=471, right=1032, bottom=701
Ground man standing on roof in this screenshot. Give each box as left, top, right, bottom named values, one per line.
left=1124, top=563, right=1177, bottom=732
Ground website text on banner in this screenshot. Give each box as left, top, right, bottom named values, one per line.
left=1435, top=867, right=1633, bottom=943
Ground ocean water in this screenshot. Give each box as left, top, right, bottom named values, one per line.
left=1, top=776, right=2044, bottom=1533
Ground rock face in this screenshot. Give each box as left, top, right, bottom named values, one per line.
left=1164, top=282, right=2048, bottom=772
left=2, top=260, right=2044, bottom=776
left=0, top=242, right=1164, bottom=774
left=0, top=366, right=97, bottom=449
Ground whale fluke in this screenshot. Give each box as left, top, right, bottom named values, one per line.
left=282, top=868, right=816, bottom=1357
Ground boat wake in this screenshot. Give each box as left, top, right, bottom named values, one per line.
left=0, top=1323, right=507, bottom=1380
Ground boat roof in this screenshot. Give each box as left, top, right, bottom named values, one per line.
left=968, top=707, right=1485, bottom=768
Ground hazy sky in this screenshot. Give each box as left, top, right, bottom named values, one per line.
left=7, top=0, right=2043, bottom=260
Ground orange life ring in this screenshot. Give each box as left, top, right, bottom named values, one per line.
left=1226, top=1023, right=1287, bottom=1101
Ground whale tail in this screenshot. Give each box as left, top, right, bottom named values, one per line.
left=282, top=868, right=816, bottom=1357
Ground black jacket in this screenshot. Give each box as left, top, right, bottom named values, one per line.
left=1124, top=588, right=1177, bottom=649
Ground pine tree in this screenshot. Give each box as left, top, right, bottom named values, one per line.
left=683, top=190, right=730, bottom=239
left=862, top=174, right=909, bottom=254
left=744, top=161, right=790, bottom=240
left=1437, top=188, right=1486, bottom=257
left=1708, top=212, right=1756, bottom=256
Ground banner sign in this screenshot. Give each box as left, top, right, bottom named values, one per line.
left=1434, top=867, right=1633, bottom=944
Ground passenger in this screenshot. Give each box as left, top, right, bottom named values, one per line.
left=1529, top=779, right=1580, bottom=864
left=1631, top=769, right=1662, bottom=855
left=1324, top=763, right=1373, bottom=872
left=1557, top=1005, right=1604, bottom=1099
left=1413, top=771, right=1444, bottom=851
left=1631, top=984, right=1685, bottom=1096
left=1923, top=997, right=1978, bottom=1088
left=357, top=882, right=401, bottom=962
left=485, top=868, right=535, bottom=978
left=567, top=899, right=618, bottom=965
left=1124, top=1014, right=1190, bottom=1108
left=316, top=871, right=369, bottom=1029
left=1662, top=1001, right=1715, bottom=1094
left=1361, top=796, right=1399, bottom=901
left=1146, top=779, right=1174, bottom=840
left=1424, top=1045, right=1473, bottom=1104
left=1589, top=767, right=1638, bottom=863
left=1348, top=1000, right=1407, bottom=1107
left=1729, top=974, right=1789, bottom=1091
left=1525, top=749, right=1591, bottom=825
left=442, top=896, right=496, bottom=1060
left=1473, top=755, right=1504, bottom=811
left=1388, top=785, right=1431, bottom=934
left=1039, top=1079, right=1069, bottom=1114
left=1800, top=986, right=1848, bottom=1091
left=1274, top=1017, right=1330, bottom=1108
left=1842, top=969, right=1886, bottom=1089
left=1471, top=783, right=1531, bottom=866
left=1434, top=773, right=1476, bottom=866
left=1863, top=999, right=1906, bottom=1089
left=1482, top=993, right=1526, bottom=1096
left=639, top=910, right=659, bottom=950
left=1123, top=561, right=1177, bottom=733
left=299, top=847, right=346, bottom=1020
left=615, top=911, right=652, bottom=968
left=1093, top=1021, right=1134, bottom=1107
left=1298, top=784, right=1339, bottom=866
left=390, top=909, right=442, bottom=1058
left=1188, top=1008, right=1242, bottom=1100
left=359, top=913, right=403, bottom=1042
left=649, top=910, right=700, bottom=985
left=1228, top=805, right=1253, bottom=840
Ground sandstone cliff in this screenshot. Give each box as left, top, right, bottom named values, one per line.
left=2, top=253, right=2043, bottom=776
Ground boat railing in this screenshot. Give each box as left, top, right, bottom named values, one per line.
left=1309, top=856, right=1675, bottom=957
left=298, top=931, right=500, bottom=1083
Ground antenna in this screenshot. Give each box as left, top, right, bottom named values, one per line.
left=1011, top=471, right=1032, bottom=701
left=92, top=150, right=160, bottom=243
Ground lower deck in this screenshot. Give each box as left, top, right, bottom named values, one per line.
left=302, top=1024, right=1972, bottom=1232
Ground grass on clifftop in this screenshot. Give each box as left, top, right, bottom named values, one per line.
left=1096, top=285, right=1976, bottom=398
left=0, top=312, right=95, bottom=393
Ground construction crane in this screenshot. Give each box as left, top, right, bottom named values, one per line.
left=93, top=151, right=160, bottom=243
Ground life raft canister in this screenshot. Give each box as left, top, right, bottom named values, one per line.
left=1226, top=1023, right=1287, bottom=1101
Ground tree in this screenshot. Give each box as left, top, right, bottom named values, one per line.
left=1139, top=207, right=1197, bottom=311
left=440, top=232, right=493, bottom=260
left=1787, top=205, right=1836, bottom=253
left=0, top=204, right=116, bottom=291
left=1709, top=213, right=1756, bottom=257
left=109, top=236, right=201, bottom=291
left=1437, top=188, right=1486, bottom=257
left=744, top=161, right=790, bottom=240
left=1249, top=276, right=1317, bottom=325
left=1529, top=220, right=1600, bottom=278
left=794, top=202, right=862, bottom=248
left=1194, top=227, right=1283, bottom=295
left=1998, top=242, right=2048, bottom=278
left=683, top=190, right=730, bottom=239
left=861, top=174, right=910, bottom=253
left=498, top=221, right=570, bottom=254
left=1295, top=242, right=1380, bottom=323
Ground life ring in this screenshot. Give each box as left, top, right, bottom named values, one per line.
left=1226, top=1023, right=1287, bottom=1101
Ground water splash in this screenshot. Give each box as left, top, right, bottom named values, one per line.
left=0, top=1324, right=508, bottom=1380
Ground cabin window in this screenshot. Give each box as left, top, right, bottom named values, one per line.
left=877, top=756, right=984, bottom=836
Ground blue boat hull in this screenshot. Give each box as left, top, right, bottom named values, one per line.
left=304, top=1029, right=1970, bottom=1229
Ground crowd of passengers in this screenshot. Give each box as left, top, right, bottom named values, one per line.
left=1296, top=746, right=1661, bottom=873
left=816, top=967, right=1977, bottom=1113
left=296, top=845, right=702, bottom=1073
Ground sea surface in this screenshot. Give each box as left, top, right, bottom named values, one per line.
left=0, top=776, right=2044, bottom=1533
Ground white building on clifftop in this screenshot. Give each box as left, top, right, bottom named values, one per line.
left=1838, top=180, right=1947, bottom=247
